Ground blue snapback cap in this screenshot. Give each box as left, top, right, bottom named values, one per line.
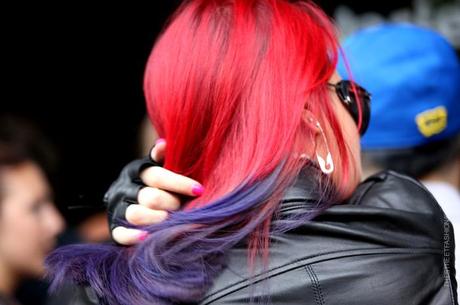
left=337, top=23, right=460, bottom=150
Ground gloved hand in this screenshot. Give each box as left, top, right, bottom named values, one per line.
left=104, top=140, right=204, bottom=245
left=104, top=156, right=157, bottom=231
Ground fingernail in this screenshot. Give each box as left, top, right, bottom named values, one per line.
left=137, top=231, right=149, bottom=241
left=192, top=184, right=204, bottom=196
left=155, top=138, right=166, bottom=145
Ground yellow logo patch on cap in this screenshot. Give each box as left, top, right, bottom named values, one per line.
left=415, top=106, right=447, bottom=138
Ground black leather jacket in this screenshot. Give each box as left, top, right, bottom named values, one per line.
left=71, top=170, right=458, bottom=304
left=200, top=170, right=457, bottom=305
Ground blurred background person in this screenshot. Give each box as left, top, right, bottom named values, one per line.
left=0, top=115, right=115, bottom=305
left=338, top=23, right=460, bottom=288
left=0, top=115, right=65, bottom=305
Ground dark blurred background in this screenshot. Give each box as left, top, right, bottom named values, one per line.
left=2, top=0, right=458, bottom=225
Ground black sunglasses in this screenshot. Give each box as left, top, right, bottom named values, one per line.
left=328, top=80, right=371, bottom=136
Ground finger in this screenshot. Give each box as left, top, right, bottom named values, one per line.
left=140, top=166, right=204, bottom=197
left=138, top=187, right=181, bottom=211
left=112, top=226, right=148, bottom=246
left=125, top=204, right=168, bottom=226
left=150, top=139, right=166, bottom=163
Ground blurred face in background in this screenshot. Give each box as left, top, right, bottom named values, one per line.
left=0, top=161, right=65, bottom=279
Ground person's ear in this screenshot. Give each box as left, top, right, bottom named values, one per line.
left=301, top=109, right=321, bottom=135
left=300, top=108, right=321, bottom=156
left=301, top=109, right=335, bottom=175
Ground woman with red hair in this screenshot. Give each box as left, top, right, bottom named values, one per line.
left=46, top=0, right=456, bottom=304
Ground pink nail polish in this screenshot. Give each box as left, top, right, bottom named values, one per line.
left=155, top=138, right=166, bottom=145
left=192, top=184, right=204, bottom=196
left=138, top=231, right=149, bottom=241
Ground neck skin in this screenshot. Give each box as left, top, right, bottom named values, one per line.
left=0, top=259, right=19, bottom=297
left=421, top=158, right=460, bottom=189
left=362, top=164, right=381, bottom=181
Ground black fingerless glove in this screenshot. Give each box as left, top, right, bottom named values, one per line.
left=103, top=157, right=158, bottom=232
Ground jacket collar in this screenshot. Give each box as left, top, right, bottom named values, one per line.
left=278, top=166, right=332, bottom=215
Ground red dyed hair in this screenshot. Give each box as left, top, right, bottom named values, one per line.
left=45, top=4, right=362, bottom=303
left=144, top=0, right=355, bottom=255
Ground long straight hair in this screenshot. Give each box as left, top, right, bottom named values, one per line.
left=46, top=1, right=354, bottom=304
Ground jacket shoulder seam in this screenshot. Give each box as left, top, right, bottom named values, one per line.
left=305, top=264, right=325, bottom=305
